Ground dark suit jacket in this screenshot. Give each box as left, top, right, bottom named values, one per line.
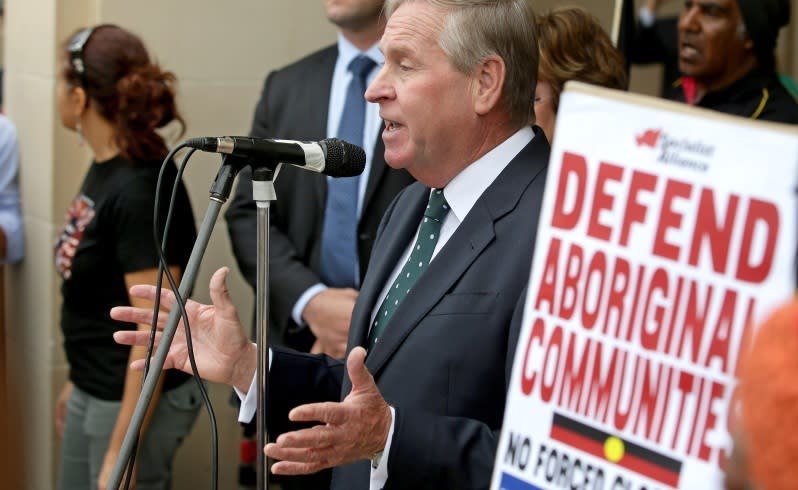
left=268, top=129, right=551, bottom=489
left=225, top=44, right=415, bottom=351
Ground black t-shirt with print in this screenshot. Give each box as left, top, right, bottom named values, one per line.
left=55, top=155, right=196, bottom=400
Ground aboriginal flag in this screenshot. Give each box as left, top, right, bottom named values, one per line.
left=550, top=412, right=682, bottom=487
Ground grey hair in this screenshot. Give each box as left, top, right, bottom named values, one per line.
left=384, top=0, right=539, bottom=126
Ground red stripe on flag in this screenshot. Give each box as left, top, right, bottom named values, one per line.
left=550, top=424, right=605, bottom=459
left=550, top=425, right=679, bottom=487
left=619, top=452, right=680, bottom=488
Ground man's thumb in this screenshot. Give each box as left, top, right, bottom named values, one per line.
left=347, top=346, right=373, bottom=390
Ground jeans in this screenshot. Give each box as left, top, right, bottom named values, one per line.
left=57, top=380, right=203, bottom=490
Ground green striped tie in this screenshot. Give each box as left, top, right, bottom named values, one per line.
left=368, top=189, right=449, bottom=349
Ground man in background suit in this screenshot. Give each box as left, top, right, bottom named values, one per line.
left=114, top=0, right=547, bottom=487
left=225, top=0, right=414, bottom=360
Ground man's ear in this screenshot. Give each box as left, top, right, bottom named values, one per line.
left=473, top=55, right=506, bottom=116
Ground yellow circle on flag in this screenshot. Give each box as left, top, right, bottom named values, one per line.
left=604, top=436, right=625, bottom=463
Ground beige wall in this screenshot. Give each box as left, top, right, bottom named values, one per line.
left=3, top=0, right=334, bottom=488
left=1, top=0, right=796, bottom=489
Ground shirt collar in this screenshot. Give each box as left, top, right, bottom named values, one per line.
left=337, top=33, right=383, bottom=69
left=691, top=67, right=773, bottom=108
left=442, top=126, right=535, bottom=223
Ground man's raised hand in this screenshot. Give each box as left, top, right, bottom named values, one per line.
left=111, top=267, right=257, bottom=393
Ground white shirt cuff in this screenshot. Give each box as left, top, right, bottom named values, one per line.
left=235, top=344, right=268, bottom=423
left=292, top=283, right=327, bottom=326
left=369, top=406, right=395, bottom=490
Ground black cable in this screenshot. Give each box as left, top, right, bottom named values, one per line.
left=120, top=143, right=219, bottom=490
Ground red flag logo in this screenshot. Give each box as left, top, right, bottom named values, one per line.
left=635, top=129, right=661, bottom=148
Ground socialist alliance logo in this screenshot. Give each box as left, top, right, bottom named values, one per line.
left=635, top=128, right=713, bottom=172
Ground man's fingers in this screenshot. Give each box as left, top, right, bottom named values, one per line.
left=128, top=357, right=150, bottom=371
left=274, top=424, right=341, bottom=449
left=113, top=330, right=161, bottom=347
left=129, top=283, right=178, bottom=310
left=269, top=459, right=331, bottom=476
left=289, top=401, right=348, bottom=426
left=342, top=287, right=359, bottom=299
left=110, top=305, right=169, bottom=327
left=267, top=440, right=335, bottom=459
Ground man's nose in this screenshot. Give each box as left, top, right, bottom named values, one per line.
left=365, top=65, right=392, bottom=103
left=678, top=5, right=701, bottom=33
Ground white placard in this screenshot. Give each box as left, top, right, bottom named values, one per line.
left=492, top=82, right=798, bottom=490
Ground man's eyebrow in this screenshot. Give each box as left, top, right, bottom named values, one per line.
left=380, top=43, right=414, bottom=60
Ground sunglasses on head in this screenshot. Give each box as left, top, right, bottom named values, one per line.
left=68, top=27, right=95, bottom=86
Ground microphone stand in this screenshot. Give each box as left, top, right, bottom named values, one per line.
left=252, top=164, right=277, bottom=490
left=106, top=154, right=252, bottom=489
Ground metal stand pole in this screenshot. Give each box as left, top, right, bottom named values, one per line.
left=252, top=166, right=277, bottom=490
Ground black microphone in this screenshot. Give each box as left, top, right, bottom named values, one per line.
left=184, top=136, right=366, bottom=177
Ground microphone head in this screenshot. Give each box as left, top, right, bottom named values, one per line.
left=321, top=138, right=366, bottom=177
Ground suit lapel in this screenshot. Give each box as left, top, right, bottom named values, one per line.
left=308, top=47, right=338, bottom=203
left=362, top=201, right=495, bottom=375
left=307, top=46, right=336, bottom=139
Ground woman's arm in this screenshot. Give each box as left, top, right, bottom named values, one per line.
left=97, top=265, right=182, bottom=490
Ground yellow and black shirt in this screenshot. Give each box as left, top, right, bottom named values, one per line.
left=668, top=68, right=798, bottom=124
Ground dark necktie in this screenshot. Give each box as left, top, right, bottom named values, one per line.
left=319, top=55, right=376, bottom=288
left=368, top=189, right=449, bottom=349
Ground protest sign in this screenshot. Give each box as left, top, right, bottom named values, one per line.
left=492, top=82, right=798, bottom=490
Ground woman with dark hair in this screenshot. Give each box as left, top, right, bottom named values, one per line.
left=534, top=6, right=629, bottom=143
left=53, top=24, right=200, bottom=490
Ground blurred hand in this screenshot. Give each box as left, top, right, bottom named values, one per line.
left=303, top=288, right=357, bottom=359
left=111, top=267, right=257, bottom=393
left=265, top=347, right=391, bottom=474
left=55, top=381, right=74, bottom=439
left=311, top=338, right=347, bottom=359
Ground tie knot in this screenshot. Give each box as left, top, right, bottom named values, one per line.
left=424, top=188, right=449, bottom=222
left=348, top=55, right=376, bottom=80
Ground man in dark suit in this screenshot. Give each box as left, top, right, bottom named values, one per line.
left=114, top=0, right=548, bottom=488
left=225, top=0, right=414, bottom=359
